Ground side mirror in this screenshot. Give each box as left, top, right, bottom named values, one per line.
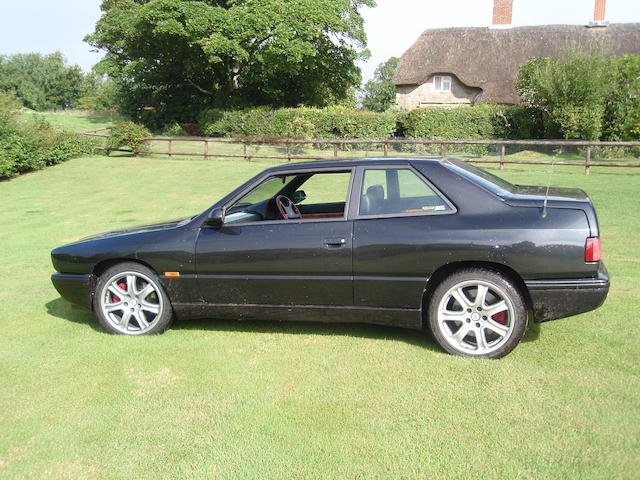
left=206, top=207, right=225, bottom=229
left=292, top=190, right=307, bottom=204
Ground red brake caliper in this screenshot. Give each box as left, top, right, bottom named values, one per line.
left=492, top=311, right=507, bottom=324
left=111, top=282, right=127, bottom=303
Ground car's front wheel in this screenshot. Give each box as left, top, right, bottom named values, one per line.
left=93, top=262, right=174, bottom=335
left=428, top=269, right=527, bottom=358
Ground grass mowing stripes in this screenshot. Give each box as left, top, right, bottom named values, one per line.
left=0, top=155, right=638, bottom=479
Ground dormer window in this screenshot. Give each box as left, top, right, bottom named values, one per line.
left=433, top=75, right=452, bottom=92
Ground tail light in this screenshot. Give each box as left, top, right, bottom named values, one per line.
left=585, top=237, right=601, bottom=262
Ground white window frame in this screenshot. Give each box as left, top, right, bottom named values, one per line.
left=433, top=75, right=452, bottom=93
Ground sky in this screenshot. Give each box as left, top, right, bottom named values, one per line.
left=0, top=0, right=639, bottom=82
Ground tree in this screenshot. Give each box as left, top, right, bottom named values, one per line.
left=77, top=72, right=120, bottom=112
left=516, top=46, right=611, bottom=140
left=517, top=49, right=640, bottom=141
left=86, top=0, right=375, bottom=127
left=602, top=55, right=640, bottom=141
left=361, top=56, right=399, bottom=112
left=0, top=52, right=84, bottom=110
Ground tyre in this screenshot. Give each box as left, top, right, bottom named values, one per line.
left=93, top=262, right=174, bottom=335
left=428, top=269, right=527, bottom=359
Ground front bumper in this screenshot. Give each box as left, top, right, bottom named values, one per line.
left=51, top=273, right=96, bottom=309
left=525, top=263, right=610, bottom=322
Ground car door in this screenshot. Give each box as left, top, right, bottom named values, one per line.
left=351, top=165, right=457, bottom=310
left=195, top=170, right=354, bottom=307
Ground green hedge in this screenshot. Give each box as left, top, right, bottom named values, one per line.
left=0, top=96, right=92, bottom=179
left=399, top=104, right=507, bottom=139
left=197, top=105, right=545, bottom=145
left=199, top=107, right=399, bottom=139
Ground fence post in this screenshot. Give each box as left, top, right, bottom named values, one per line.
left=585, top=146, right=591, bottom=175
left=333, top=143, right=339, bottom=157
left=243, top=143, right=249, bottom=162
left=168, top=139, right=173, bottom=159
left=384, top=142, right=389, bottom=157
left=286, top=142, right=292, bottom=163
left=204, top=140, right=208, bottom=160
left=499, top=144, right=506, bottom=170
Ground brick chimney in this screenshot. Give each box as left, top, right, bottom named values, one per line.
left=491, top=0, right=513, bottom=29
left=589, top=0, right=609, bottom=27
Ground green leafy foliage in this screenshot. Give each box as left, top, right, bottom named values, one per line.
left=399, top=105, right=509, bottom=155
left=0, top=52, right=85, bottom=111
left=516, top=50, right=640, bottom=140
left=361, top=57, right=400, bottom=112
left=602, top=55, right=640, bottom=141
left=76, top=73, right=120, bottom=112
left=0, top=94, right=91, bottom=178
left=107, top=121, right=152, bottom=153
left=401, top=105, right=506, bottom=139
left=199, top=107, right=398, bottom=139
left=86, top=0, right=376, bottom=128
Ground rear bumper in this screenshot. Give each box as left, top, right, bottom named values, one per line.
left=525, top=263, right=610, bottom=322
left=51, top=273, right=95, bottom=309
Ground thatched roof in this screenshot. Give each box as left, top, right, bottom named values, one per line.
left=394, top=24, right=640, bottom=104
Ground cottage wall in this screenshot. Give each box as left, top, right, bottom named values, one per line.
left=396, top=75, right=482, bottom=109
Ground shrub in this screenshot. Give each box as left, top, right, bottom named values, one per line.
left=496, top=106, right=548, bottom=139
left=107, top=121, right=151, bottom=154
left=199, top=107, right=399, bottom=140
left=158, top=122, right=187, bottom=137
left=400, top=104, right=504, bottom=139
left=0, top=108, right=91, bottom=179
left=516, top=49, right=640, bottom=141
left=603, top=55, right=640, bottom=141
left=399, top=105, right=507, bottom=154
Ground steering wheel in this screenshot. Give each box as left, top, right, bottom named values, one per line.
left=275, top=195, right=302, bottom=220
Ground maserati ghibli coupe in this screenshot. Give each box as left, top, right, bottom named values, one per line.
left=51, top=158, right=609, bottom=358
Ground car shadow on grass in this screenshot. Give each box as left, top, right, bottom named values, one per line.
left=45, top=297, right=104, bottom=333
left=174, top=317, right=444, bottom=352
left=46, top=296, right=541, bottom=350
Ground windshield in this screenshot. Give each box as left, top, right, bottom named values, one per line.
left=442, top=159, right=515, bottom=198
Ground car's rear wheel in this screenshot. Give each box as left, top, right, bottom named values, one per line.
left=93, top=262, right=173, bottom=335
left=428, top=269, right=527, bottom=358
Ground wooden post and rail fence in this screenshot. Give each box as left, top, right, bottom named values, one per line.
left=81, top=128, right=640, bottom=174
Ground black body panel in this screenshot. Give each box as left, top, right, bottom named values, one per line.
left=50, top=157, right=609, bottom=329
left=51, top=273, right=95, bottom=309
left=194, top=220, right=353, bottom=306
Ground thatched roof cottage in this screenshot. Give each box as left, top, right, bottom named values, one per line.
left=394, top=0, right=640, bottom=109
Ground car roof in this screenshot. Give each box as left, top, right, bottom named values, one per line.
left=263, top=157, right=446, bottom=174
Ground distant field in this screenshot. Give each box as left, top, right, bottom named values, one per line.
left=0, top=154, right=638, bottom=479
left=23, top=110, right=125, bottom=132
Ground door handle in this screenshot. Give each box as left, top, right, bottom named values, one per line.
left=323, top=237, right=346, bottom=248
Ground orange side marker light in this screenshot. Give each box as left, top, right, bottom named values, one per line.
left=164, top=272, right=181, bottom=278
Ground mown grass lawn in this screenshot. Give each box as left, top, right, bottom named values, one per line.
left=23, top=110, right=125, bottom=132
left=1, top=155, right=638, bottom=479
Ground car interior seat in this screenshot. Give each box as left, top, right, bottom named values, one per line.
left=360, top=184, right=385, bottom=215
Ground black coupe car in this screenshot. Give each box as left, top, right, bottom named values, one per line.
left=51, top=158, right=609, bottom=358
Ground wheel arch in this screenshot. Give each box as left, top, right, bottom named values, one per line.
left=92, top=258, right=159, bottom=278
left=422, top=261, right=533, bottom=322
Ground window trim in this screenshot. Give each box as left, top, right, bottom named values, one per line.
left=220, top=167, right=356, bottom=227
left=351, top=164, right=457, bottom=220
left=433, top=75, right=452, bottom=93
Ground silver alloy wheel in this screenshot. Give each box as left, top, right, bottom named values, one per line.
left=98, top=271, right=164, bottom=335
left=436, top=279, right=515, bottom=355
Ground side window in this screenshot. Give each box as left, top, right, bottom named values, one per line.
left=361, top=169, right=387, bottom=200
left=359, top=168, right=450, bottom=216
left=297, top=172, right=351, bottom=205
